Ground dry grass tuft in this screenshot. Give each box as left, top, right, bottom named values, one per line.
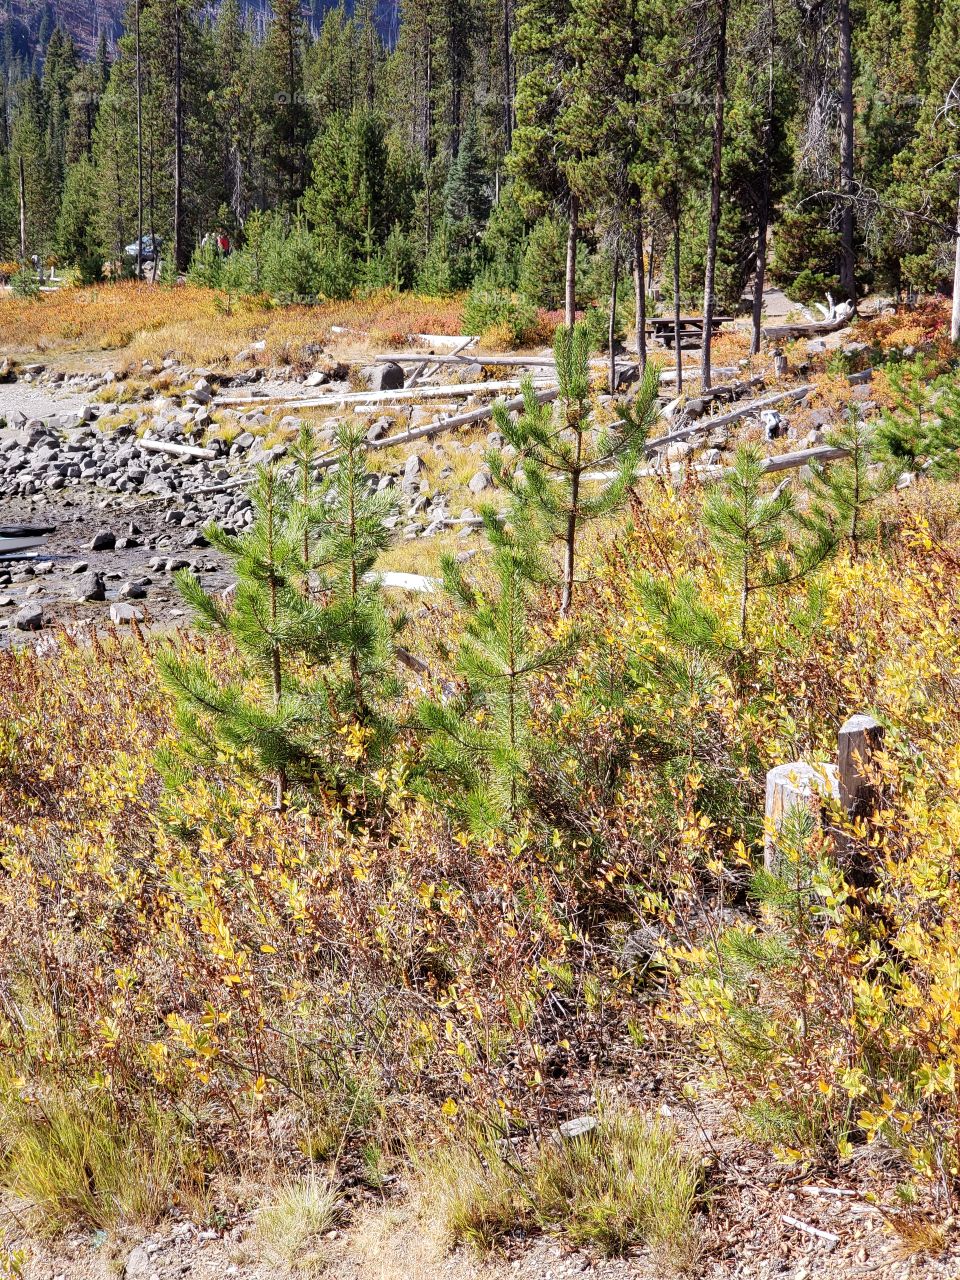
left=256, top=1173, right=341, bottom=1275
left=420, top=1108, right=700, bottom=1269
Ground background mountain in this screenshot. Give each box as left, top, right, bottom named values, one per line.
left=2, top=0, right=397, bottom=65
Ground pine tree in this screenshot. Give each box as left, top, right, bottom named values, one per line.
left=803, top=407, right=898, bottom=559
left=875, top=358, right=960, bottom=479
left=56, top=154, right=101, bottom=279
left=416, top=512, right=576, bottom=833
left=158, top=465, right=320, bottom=811
left=295, top=420, right=402, bottom=769
left=702, top=443, right=833, bottom=644
left=487, top=321, right=661, bottom=613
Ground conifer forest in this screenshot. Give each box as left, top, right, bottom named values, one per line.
left=3, top=0, right=960, bottom=1277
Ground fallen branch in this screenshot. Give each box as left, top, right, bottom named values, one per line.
left=644, top=385, right=815, bottom=454
left=781, top=1215, right=840, bottom=1245
left=139, top=438, right=216, bottom=461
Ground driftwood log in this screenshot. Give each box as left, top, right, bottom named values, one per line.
left=140, top=438, right=216, bottom=461
left=761, top=315, right=853, bottom=342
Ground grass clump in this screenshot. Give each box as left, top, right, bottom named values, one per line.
left=0, top=1084, right=200, bottom=1232
left=422, top=1108, right=699, bottom=1268
left=256, top=1174, right=341, bottom=1274
left=420, top=1135, right=524, bottom=1253
left=531, top=1111, right=699, bottom=1265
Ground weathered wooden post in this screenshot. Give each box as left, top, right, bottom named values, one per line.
left=837, top=713, right=884, bottom=820
left=763, top=713, right=885, bottom=876
left=764, top=761, right=838, bottom=873
left=835, top=713, right=884, bottom=884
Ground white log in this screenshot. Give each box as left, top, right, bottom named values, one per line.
left=365, top=570, right=439, bottom=593
left=139, top=437, right=216, bottom=460
left=216, top=378, right=555, bottom=410
left=643, top=385, right=815, bottom=455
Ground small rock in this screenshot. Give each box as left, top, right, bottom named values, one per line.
left=559, top=1116, right=597, bottom=1141
left=468, top=469, right=492, bottom=494
left=124, top=1244, right=153, bottom=1280
left=14, top=605, right=43, bottom=632
left=89, top=529, right=116, bottom=551
left=110, top=602, right=143, bottom=625
left=119, top=581, right=148, bottom=600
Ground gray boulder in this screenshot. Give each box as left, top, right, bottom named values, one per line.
left=360, top=361, right=405, bottom=392
left=14, top=605, right=43, bottom=632
left=75, top=571, right=106, bottom=602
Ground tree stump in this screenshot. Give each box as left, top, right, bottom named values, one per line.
left=835, top=713, right=885, bottom=883
left=764, top=761, right=839, bottom=873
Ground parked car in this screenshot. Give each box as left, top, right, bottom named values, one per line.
left=125, top=234, right=162, bottom=262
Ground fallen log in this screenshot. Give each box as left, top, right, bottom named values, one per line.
left=584, top=442, right=850, bottom=486
left=140, top=437, right=216, bottom=461
left=761, top=315, right=853, bottom=342
left=359, top=386, right=561, bottom=454
left=643, top=384, right=815, bottom=455
left=216, top=377, right=555, bottom=410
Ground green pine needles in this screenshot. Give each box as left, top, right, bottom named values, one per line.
left=415, top=512, right=577, bottom=835
left=158, top=421, right=401, bottom=810
left=488, top=322, right=661, bottom=614
left=702, top=443, right=834, bottom=644
left=875, top=356, right=960, bottom=480
left=804, top=407, right=897, bottom=560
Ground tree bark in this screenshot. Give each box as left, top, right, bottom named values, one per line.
left=751, top=0, right=776, bottom=355
left=838, top=0, right=857, bottom=305
left=173, top=0, right=184, bottom=273
left=17, top=154, right=26, bottom=261
left=952, top=175, right=960, bottom=344
left=671, top=204, right=682, bottom=392
left=608, top=241, right=619, bottom=394
left=701, top=0, right=730, bottom=390
left=502, top=0, right=513, bottom=152
left=565, top=192, right=579, bottom=327
left=633, top=222, right=647, bottom=371
left=135, top=0, right=143, bottom=282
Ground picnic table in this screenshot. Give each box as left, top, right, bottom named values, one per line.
left=645, top=314, right=734, bottom=349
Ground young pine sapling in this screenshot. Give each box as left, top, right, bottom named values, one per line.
left=488, top=322, right=661, bottom=614
left=703, top=443, right=834, bottom=645
left=416, top=511, right=577, bottom=834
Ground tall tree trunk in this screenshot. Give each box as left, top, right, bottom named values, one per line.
left=173, top=1, right=184, bottom=273
left=424, top=34, right=433, bottom=247
left=952, top=175, right=960, bottom=344
left=701, top=0, right=730, bottom=391
left=135, top=0, right=143, bottom=282
left=17, top=154, right=26, bottom=260
left=608, top=241, right=619, bottom=394
left=565, top=192, right=579, bottom=328
left=671, top=204, right=682, bottom=393
left=633, top=222, right=647, bottom=371
left=838, top=0, right=856, bottom=305
left=647, top=228, right=656, bottom=294
left=502, top=0, right=513, bottom=152
left=751, top=0, right=776, bottom=355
